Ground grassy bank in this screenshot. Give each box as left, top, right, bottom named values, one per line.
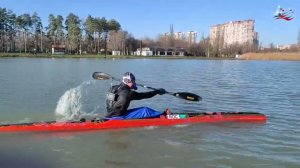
left=0, top=53, right=236, bottom=60
left=240, top=52, right=300, bottom=61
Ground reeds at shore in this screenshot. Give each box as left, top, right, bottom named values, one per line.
left=240, top=52, right=300, bottom=61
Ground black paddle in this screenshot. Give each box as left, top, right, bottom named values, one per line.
left=92, top=72, right=202, bottom=102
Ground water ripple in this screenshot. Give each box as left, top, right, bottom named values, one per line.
left=1, top=59, right=300, bottom=167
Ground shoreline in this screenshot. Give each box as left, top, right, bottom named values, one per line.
left=0, top=53, right=235, bottom=60
left=1, top=52, right=300, bottom=61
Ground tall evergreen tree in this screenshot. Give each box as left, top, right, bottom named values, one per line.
left=47, top=14, right=57, bottom=44
left=84, top=15, right=97, bottom=53
left=95, top=17, right=107, bottom=54
left=0, top=8, right=124, bottom=54
left=107, top=19, right=121, bottom=31
left=5, top=9, right=16, bottom=52
left=15, top=13, right=32, bottom=53
left=0, top=8, right=17, bottom=52
left=56, top=15, right=64, bottom=44
left=0, top=8, right=7, bottom=51
left=31, top=12, right=42, bottom=52
left=65, top=13, right=81, bottom=53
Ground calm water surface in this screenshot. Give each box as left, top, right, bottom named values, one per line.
left=0, top=58, right=299, bottom=168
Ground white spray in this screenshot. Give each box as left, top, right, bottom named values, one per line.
left=55, top=80, right=97, bottom=121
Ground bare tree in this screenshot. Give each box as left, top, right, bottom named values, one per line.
left=107, top=30, right=125, bottom=52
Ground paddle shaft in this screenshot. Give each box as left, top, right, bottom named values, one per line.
left=92, top=72, right=201, bottom=101
left=135, top=83, right=176, bottom=96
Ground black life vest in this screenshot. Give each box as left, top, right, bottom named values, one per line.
left=106, top=85, right=120, bottom=109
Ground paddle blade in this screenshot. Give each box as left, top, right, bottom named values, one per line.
left=92, top=72, right=112, bottom=80
left=172, top=92, right=202, bottom=101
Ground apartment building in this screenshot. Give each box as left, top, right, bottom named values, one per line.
left=210, top=19, right=259, bottom=48
left=186, top=31, right=197, bottom=44
left=174, top=32, right=184, bottom=40
left=165, top=31, right=197, bottom=44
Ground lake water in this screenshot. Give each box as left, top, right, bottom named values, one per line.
left=0, top=58, right=299, bottom=168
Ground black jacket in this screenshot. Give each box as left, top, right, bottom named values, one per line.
left=106, top=83, right=158, bottom=117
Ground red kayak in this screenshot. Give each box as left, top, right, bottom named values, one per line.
left=0, top=112, right=267, bottom=132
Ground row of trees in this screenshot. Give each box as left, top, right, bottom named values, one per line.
left=0, top=8, right=43, bottom=53
left=140, top=33, right=259, bottom=57
left=0, top=7, right=142, bottom=54
left=1, top=7, right=299, bottom=57
left=0, top=7, right=259, bottom=57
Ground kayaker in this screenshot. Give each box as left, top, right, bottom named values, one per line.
left=106, top=72, right=166, bottom=118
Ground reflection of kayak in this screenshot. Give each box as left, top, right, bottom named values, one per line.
left=0, top=112, right=266, bottom=132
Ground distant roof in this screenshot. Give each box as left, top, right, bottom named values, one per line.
left=211, top=19, right=255, bottom=28
left=147, top=47, right=186, bottom=52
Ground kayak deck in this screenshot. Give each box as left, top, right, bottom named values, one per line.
left=0, top=112, right=267, bottom=132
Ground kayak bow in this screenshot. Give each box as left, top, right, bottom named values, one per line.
left=0, top=112, right=267, bottom=132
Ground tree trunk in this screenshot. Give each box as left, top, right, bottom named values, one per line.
left=24, top=31, right=27, bottom=53
left=40, top=31, right=43, bottom=52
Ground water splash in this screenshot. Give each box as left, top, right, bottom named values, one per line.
left=55, top=80, right=97, bottom=121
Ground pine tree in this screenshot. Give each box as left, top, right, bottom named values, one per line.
left=65, top=13, right=81, bottom=53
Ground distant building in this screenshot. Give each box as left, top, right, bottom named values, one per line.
left=134, top=47, right=185, bottom=56
left=186, top=31, right=197, bottom=44
left=164, top=30, right=197, bottom=44
left=277, top=44, right=298, bottom=50
left=174, top=32, right=184, bottom=40
left=52, top=45, right=65, bottom=55
left=135, top=48, right=153, bottom=56
left=112, top=51, right=121, bottom=56
left=210, top=19, right=259, bottom=48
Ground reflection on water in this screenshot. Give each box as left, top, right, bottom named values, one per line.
left=0, top=58, right=299, bottom=167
